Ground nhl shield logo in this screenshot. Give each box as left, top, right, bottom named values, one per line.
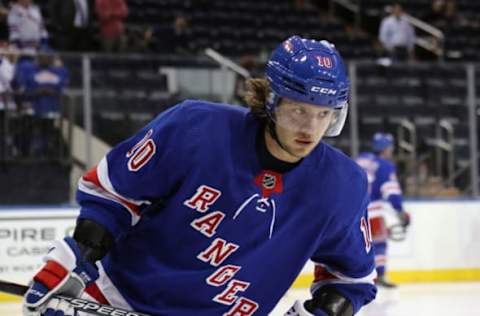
left=263, top=174, right=276, bottom=190
left=254, top=170, right=283, bottom=198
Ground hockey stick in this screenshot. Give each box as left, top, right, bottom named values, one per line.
left=0, top=279, right=150, bottom=316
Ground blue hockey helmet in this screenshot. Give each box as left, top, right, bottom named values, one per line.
left=265, top=35, right=350, bottom=137
left=372, top=132, right=394, bottom=152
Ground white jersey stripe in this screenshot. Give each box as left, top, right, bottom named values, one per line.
left=78, top=178, right=141, bottom=225
left=80, top=262, right=133, bottom=312
left=97, top=157, right=151, bottom=206
left=95, top=262, right=133, bottom=311
left=311, top=262, right=377, bottom=286
left=367, top=200, right=388, bottom=217
left=381, top=180, right=402, bottom=199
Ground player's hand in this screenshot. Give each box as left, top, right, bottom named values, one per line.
left=284, top=300, right=329, bottom=316
left=23, top=297, right=77, bottom=316
left=397, top=211, right=410, bottom=228
left=22, top=237, right=99, bottom=316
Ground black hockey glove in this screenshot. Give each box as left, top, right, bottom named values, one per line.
left=397, top=211, right=410, bottom=228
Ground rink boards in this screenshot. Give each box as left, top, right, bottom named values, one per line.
left=1, top=200, right=480, bottom=301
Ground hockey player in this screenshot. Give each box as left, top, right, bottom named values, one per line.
left=355, top=133, right=410, bottom=288
left=23, top=35, right=377, bottom=316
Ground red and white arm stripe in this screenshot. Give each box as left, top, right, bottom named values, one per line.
left=367, top=200, right=384, bottom=211
left=81, top=262, right=133, bottom=311
left=97, top=157, right=151, bottom=206
left=85, top=282, right=110, bottom=305
left=78, top=178, right=141, bottom=226
left=380, top=180, right=402, bottom=198
left=375, top=255, right=386, bottom=267
left=78, top=157, right=151, bottom=225
left=367, top=200, right=387, bottom=217
left=310, top=263, right=377, bottom=292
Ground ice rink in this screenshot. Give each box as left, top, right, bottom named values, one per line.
left=1, top=282, right=480, bottom=316
left=271, top=282, right=480, bottom=316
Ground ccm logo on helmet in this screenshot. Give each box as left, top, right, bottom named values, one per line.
left=310, top=86, right=337, bottom=95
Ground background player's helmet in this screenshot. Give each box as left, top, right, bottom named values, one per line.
left=372, top=132, right=394, bottom=152
left=265, top=35, right=349, bottom=137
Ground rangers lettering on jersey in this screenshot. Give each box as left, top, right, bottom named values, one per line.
left=186, top=184, right=260, bottom=315
left=190, top=211, right=226, bottom=237
left=184, top=185, right=222, bottom=212
left=207, top=265, right=242, bottom=287
left=197, top=238, right=239, bottom=267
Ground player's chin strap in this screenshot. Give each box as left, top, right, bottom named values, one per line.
left=285, top=287, right=353, bottom=316
left=265, top=93, right=292, bottom=155
left=266, top=115, right=290, bottom=153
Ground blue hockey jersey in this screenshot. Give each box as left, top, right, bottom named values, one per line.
left=77, top=100, right=377, bottom=315
left=355, top=152, right=403, bottom=211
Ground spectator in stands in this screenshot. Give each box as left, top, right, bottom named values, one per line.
left=23, top=52, right=69, bottom=157
left=0, top=43, right=16, bottom=109
left=95, top=0, right=128, bottom=53
left=443, top=0, right=458, bottom=28
left=0, top=43, right=17, bottom=160
left=145, top=14, right=191, bottom=54
left=7, top=0, right=48, bottom=51
left=11, top=48, right=36, bottom=117
left=378, top=3, right=416, bottom=62
left=126, top=25, right=150, bottom=53
left=10, top=47, right=53, bottom=157
left=25, top=52, right=68, bottom=119
left=424, top=0, right=446, bottom=28
left=10, top=48, right=37, bottom=157
left=171, top=15, right=191, bottom=53
left=48, top=0, right=94, bottom=52
left=424, top=0, right=458, bottom=31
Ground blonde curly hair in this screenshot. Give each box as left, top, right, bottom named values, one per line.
left=243, top=78, right=271, bottom=124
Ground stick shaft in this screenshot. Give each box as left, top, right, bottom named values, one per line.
left=0, top=279, right=150, bottom=316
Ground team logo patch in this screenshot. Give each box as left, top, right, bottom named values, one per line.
left=316, top=55, right=333, bottom=68
left=254, top=170, right=283, bottom=198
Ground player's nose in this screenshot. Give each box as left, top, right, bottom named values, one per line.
left=298, top=117, right=317, bottom=134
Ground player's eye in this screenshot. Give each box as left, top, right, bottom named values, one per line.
left=317, top=111, right=330, bottom=118
left=290, top=106, right=306, bottom=116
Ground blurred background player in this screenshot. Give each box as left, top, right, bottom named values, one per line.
left=355, top=133, right=410, bottom=288
left=21, top=35, right=377, bottom=316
